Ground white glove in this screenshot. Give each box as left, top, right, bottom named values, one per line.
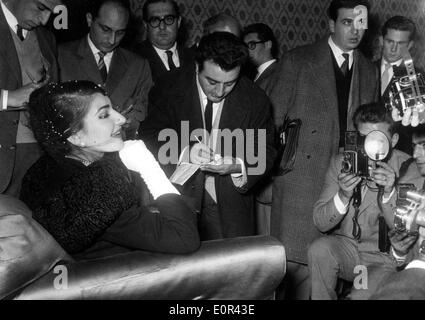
left=119, top=140, right=180, bottom=200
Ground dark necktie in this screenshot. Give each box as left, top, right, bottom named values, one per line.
left=16, top=25, right=24, bottom=41
left=204, top=100, right=213, bottom=134
left=341, top=53, right=349, bottom=77
left=166, top=50, right=177, bottom=71
left=97, top=51, right=107, bottom=83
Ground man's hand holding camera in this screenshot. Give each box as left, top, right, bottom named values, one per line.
left=388, top=229, right=419, bottom=257
left=337, top=173, right=362, bottom=204
left=370, top=161, right=396, bottom=195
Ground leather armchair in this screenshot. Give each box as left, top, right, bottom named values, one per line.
left=0, top=195, right=286, bottom=300
left=16, top=236, right=285, bottom=300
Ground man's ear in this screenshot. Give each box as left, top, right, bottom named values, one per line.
left=177, top=16, right=182, bottom=28
left=391, top=133, right=399, bottom=149
left=407, top=40, right=414, bottom=51
left=378, top=35, right=384, bottom=47
left=86, top=13, right=93, bottom=28
left=265, top=40, right=272, bottom=51
left=329, top=19, right=335, bottom=34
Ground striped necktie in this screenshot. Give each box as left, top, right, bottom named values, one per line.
left=98, top=51, right=107, bottom=83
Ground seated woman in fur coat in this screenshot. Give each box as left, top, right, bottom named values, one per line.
left=20, top=80, right=200, bottom=256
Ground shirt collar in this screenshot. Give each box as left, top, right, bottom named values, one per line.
left=1, top=1, right=27, bottom=38
left=152, top=42, right=178, bottom=56
left=328, top=36, right=354, bottom=68
left=87, top=34, right=113, bottom=58
left=257, top=59, right=276, bottom=77
left=382, top=58, right=403, bottom=68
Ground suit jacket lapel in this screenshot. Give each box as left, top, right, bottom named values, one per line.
left=106, top=48, right=127, bottom=96
left=148, top=43, right=167, bottom=74
left=219, top=80, right=248, bottom=130
left=0, top=8, right=21, bottom=85
left=309, top=39, right=338, bottom=119
left=77, top=38, right=103, bottom=84
left=35, top=28, right=56, bottom=79
left=255, top=61, right=277, bottom=85
left=347, top=50, right=361, bottom=130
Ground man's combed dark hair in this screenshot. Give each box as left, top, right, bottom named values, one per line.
left=328, top=0, right=370, bottom=21
left=243, top=23, right=279, bottom=58
left=353, top=102, right=398, bottom=135
left=28, top=81, right=107, bottom=160
left=142, top=0, right=180, bottom=20
left=195, top=32, right=248, bottom=72
left=382, top=16, right=416, bottom=41
left=87, top=0, right=131, bottom=18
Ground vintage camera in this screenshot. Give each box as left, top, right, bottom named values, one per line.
left=341, top=130, right=390, bottom=179
left=394, top=184, right=425, bottom=233
left=341, top=132, right=369, bottom=178
left=386, top=47, right=425, bottom=125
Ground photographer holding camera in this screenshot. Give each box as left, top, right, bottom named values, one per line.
left=369, top=124, right=425, bottom=299
left=308, top=102, right=411, bottom=300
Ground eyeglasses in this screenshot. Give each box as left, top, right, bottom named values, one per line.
left=245, top=40, right=265, bottom=50
left=146, top=15, right=177, bottom=28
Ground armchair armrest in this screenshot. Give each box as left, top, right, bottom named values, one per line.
left=15, top=236, right=286, bottom=300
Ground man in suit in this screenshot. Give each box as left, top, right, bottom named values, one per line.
left=308, top=103, right=410, bottom=300
left=378, top=16, right=422, bottom=155
left=243, top=23, right=278, bottom=95
left=133, top=0, right=194, bottom=83
left=369, top=124, right=425, bottom=299
left=58, top=0, right=152, bottom=139
left=140, top=32, right=276, bottom=240
left=242, top=23, right=278, bottom=236
left=267, top=0, right=379, bottom=299
left=0, top=0, right=60, bottom=197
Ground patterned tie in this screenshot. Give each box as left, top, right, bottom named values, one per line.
left=204, top=99, right=213, bottom=134
left=166, top=50, right=177, bottom=71
left=381, top=62, right=393, bottom=96
left=340, top=53, right=349, bottom=77
left=97, top=51, right=107, bottom=83
left=16, top=25, right=24, bottom=41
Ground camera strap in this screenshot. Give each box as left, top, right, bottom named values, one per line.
left=352, top=184, right=362, bottom=241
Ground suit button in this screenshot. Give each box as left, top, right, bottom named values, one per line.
left=9, top=145, right=16, bottom=150
left=307, top=155, right=311, bottom=159
left=195, top=210, right=200, bottom=214
left=191, top=185, right=195, bottom=189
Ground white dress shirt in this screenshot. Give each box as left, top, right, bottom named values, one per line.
left=152, top=43, right=180, bottom=71
left=87, top=34, right=114, bottom=72
left=328, top=36, right=354, bottom=70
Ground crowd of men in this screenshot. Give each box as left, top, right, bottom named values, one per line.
left=1, top=0, right=424, bottom=300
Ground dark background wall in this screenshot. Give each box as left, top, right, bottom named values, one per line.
left=54, top=0, right=425, bottom=69
left=130, top=0, right=425, bottom=68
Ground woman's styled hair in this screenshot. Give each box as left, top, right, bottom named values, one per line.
left=28, top=80, right=107, bottom=159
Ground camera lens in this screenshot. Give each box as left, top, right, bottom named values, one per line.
left=341, top=160, right=351, bottom=173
